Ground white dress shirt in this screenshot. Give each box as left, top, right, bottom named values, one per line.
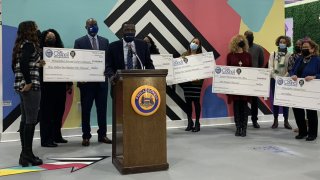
left=123, top=39, right=137, bottom=69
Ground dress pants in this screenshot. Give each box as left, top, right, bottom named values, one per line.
left=79, top=82, right=108, bottom=139
left=293, top=108, right=318, bottom=137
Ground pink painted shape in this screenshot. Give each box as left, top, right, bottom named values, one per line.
left=172, top=0, right=241, bottom=116
left=40, top=163, right=86, bottom=171
left=62, top=88, right=74, bottom=126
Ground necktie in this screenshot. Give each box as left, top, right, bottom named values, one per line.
left=127, top=43, right=133, bottom=69
left=92, top=37, right=97, bottom=50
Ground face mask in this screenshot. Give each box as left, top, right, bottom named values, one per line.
left=238, top=41, right=245, bottom=48
left=301, top=49, right=310, bottom=57
left=87, top=25, right=99, bottom=37
left=279, top=43, right=287, bottom=49
left=294, top=46, right=301, bottom=54
left=147, top=43, right=151, bottom=48
left=190, top=42, right=198, bottom=51
left=123, top=32, right=135, bottom=42
left=246, top=35, right=254, bottom=46
left=45, top=39, right=56, bottom=47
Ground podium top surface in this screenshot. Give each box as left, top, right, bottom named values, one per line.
left=116, top=69, right=168, bottom=77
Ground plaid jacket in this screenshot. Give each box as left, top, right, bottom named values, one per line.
left=13, top=41, right=41, bottom=91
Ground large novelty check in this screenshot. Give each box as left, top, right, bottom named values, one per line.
left=172, top=52, right=216, bottom=84
left=151, top=54, right=174, bottom=85
left=274, top=76, right=320, bottom=111
left=43, top=47, right=105, bottom=82
left=212, top=66, right=271, bottom=97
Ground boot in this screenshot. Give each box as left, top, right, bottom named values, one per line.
left=271, top=118, right=278, bottom=129
left=241, top=127, right=247, bottom=137
left=19, top=121, right=25, bottom=166
left=284, top=119, right=292, bottom=129
left=20, top=124, right=43, bottom=167
left=235, top=128, right=241, bottom=136
left=192, top=119, right=200, bottom=132
left=185, top=117, right=194, bottom=131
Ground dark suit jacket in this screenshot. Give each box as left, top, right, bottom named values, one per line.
left=74, top=35, right=109, bottom=87
left=105, top=39, right=154, bottom=77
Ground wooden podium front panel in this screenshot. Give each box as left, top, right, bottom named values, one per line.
left=122, top=76, right=167, bottom=167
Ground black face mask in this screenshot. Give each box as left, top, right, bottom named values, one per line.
left=238, top=41, right=245, bottom=48
left=246, top=35, right=254, bottom=47
left=301, top=49, right=310, bottom=57
left=45, top=39, right=56, bottom=47
left=294, top=46, right=301, bottom=54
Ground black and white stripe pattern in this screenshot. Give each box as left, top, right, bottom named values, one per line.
left=104, top=0, right=220, bottom=120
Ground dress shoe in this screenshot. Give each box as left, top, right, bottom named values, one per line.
left=54, top=138, right=68, bottom=143
left=306, top=136, right=317, bottom=141
left=41, top=142, right=58, bottom=147
left=235, top=128, right=241, bottom=136
left=271, top=119, right=278, bottom=129
left=252, top=122, right=260, bottom=129
left=82, top=139, right=90, bottom=146
left=98, top=137, right=112, bottom=144
left=295, top=135, right=307, bottom=139
left=284, top=120, right=292, bottom=130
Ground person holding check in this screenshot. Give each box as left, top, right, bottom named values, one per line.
left=74, top=18, right=110, bottom=146
left=226, top=35, right=252, bottom=137
left=180, top=38, right=203, bottom=132
left=268, top=35, right=292, bottom=129
left=290, top=39, right=320, bottom=141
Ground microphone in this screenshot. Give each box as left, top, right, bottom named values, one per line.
left=132, top=50, right=145, bottom=70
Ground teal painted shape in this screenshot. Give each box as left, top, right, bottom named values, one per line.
left=227, top=0, right=275, bottom=32
left=11, top=166, right=45, bottom=170
left=3, top=0, right=118, bottom=126
left=2, top=0, right=118, bottom=48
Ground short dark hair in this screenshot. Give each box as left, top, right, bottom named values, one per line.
left=121, top=21, right=135, bottom=30
left=275, top=35, right=291, bottom=47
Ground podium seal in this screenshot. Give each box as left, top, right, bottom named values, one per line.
left=131, top=85, right=161, bottom=116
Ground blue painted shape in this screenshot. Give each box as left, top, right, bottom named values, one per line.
left=2, top=0, right=118, bottom=48
left=2, top=0, right=119, bottom=126
left=227, top=0, right=275, bottom=32
left=202, top=86, right=228, bottom=118
left=2, top=25, right=20, bottom=119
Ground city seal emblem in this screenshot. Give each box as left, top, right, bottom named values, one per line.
left=131, top=85, right=161, bottom=116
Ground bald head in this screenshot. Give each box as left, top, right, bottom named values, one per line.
left=85, top=18, right=99, bottom=37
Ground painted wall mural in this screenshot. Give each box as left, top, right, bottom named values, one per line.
left=1, top=0, right=284, bottom=139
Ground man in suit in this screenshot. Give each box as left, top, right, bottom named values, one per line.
left=105, top=21, right=154, bottom=82
left=74, top=18, right=111, bottom=146
left=244, top=30, right=264, bottom=129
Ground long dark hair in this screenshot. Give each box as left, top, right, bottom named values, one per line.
left=12, top=21, right=39, bottom=65
left=187, top=37, right=202, bottom=55
left=144, top=35, right=160, bottom=54
left=40, top=29, right=64, bottom=48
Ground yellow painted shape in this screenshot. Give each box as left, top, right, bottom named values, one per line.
left=62, top=84, right=82, bottom=128
left=0, top=169, right=41, bottom=177
left=239, top=0, right=285, bottom=53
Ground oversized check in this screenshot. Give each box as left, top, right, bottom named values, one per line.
left=43, top=47, right=105, bottom=82
left=274, top=77, right=320, bottom=111
left=212, top=66, right=271, bottom=97
left=172, top=52, right=215, bottom=84
left=151, top=54, right=174, bottom=85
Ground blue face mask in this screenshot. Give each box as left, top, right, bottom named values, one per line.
left=190, top=42, right=198, bottom=51
left=279, top=43, right=287, bottom=49
left=87, top=25, right=99, bottom=37
left=124, top=32, right=135, bottom=42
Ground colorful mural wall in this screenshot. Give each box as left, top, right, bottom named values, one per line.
left=1, top=0, right=284, bottom=139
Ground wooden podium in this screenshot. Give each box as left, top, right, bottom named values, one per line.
left=112, top=69, right=169, bottom=174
